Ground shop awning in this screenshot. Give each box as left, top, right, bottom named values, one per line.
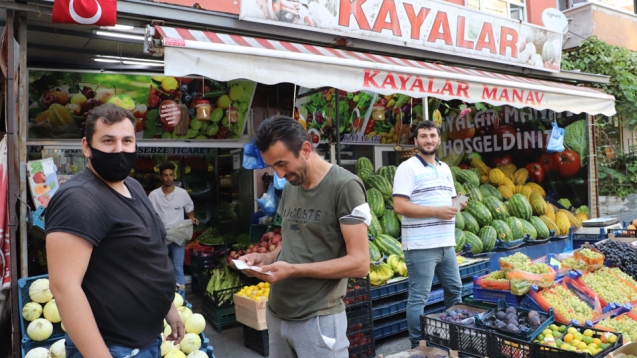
left=154, top=26, right=616, bottom=116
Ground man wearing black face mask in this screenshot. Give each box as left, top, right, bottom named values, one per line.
left=45, top=104, right=184, bottom=358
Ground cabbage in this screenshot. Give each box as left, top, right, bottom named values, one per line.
left=564, top=120, right=588, bottom=166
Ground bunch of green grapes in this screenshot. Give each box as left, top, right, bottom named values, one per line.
left=598, top=315, right=637, bottom=342
left=607, top=267, right=637, bottom=286
left=561, top=258, right=587, bottom=270
left=578, top=248, right=604, bottom=260
left=512, top=262, right=552, bottom=274
left=582, top=270, right=637, bottom=304
left=485, top=270, right=507, bottom=281
left=500, top=252, right=531, bottom=268
left=551, top=286, right=594, bottom=322
left=539, top=290, right=573, bottom=321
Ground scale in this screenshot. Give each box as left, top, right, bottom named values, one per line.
left=575, top=217, right=622, bottom=235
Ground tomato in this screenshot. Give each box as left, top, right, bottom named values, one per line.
left=539, top=153, right=555, bottom=173
left=525, top=162, right=545, bottom=183
left=353, top=117, right=361, bottom=130
left=492, top=125, right=516, bottom=141
left=554, top=149, right=581, bottom=178
left=491, top=154, right=513, bottom=167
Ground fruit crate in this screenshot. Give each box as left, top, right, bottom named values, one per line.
left=476, top=299, right=555, bottom=343
left=205, top=285, right=242, bottom=308
left=17, top=274, right=65, bottom=342
left=372, top=300, right=407, bottom=320
left=202, top=286, right=242, bottom=333
left=533, top=325, right=622, bottom=358
left=191, top=269, right=211, bottom=296
left=374, top=317, right=408, bottom=340
left=432, top=260, right=490, bottom=286
left=490, top=331, right=536, bottom=358
left=346, top=303, right=374, bottom=335
left=371, top=279, right=409, bottom=301
left=190, top=249, right=224, bottom=270
left=348, top=329, right=375, bottom=358
left=472, top=284, right=522, bottom=307
left=243, top=325, right=269, bottom=357
left=420, top=304, right=489, bottom=357
left=344, top=276, right=371, bottom=307
left=463, top=296, right=498, bottom=310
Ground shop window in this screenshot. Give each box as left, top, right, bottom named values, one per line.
left=466, top=0, right=526, bottom=20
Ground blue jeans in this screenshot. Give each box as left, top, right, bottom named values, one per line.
left=168, top=242, right=185, bottom=299
left=405, top=246, right=462, bottom=348
left=65, top=334, right=161, bottom=358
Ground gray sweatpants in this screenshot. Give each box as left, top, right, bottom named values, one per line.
left=266, top=307, right=350, bottom=358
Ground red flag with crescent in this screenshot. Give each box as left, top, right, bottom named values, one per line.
left=52, top=0, right=117, bottom=26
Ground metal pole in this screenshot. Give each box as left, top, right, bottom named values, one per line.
left=334, top=89, right=341, bottom=166
left=18, top=12, right=28, bottom=279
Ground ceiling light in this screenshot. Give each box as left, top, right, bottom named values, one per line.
left=94, top=58, right=120, bottom=63
left=101, top=24, right=135, bottom=31
left=93, top=58, right=164, bottom=67
left=94, top=31, right=144, bottom=41
left=96, top=55, right=163, bottom=64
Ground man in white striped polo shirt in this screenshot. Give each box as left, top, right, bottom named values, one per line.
left=393, top=120, right=466, bottom=348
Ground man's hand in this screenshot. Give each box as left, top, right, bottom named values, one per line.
left=191, top=217, right=199, bottom=225
left=251, top=261, right=296, bottom=284
left=437, top=207, right=458, bottom=220
left=165, top=304, right=184, bottom=344
left=237, top=253, right=264, bottom=277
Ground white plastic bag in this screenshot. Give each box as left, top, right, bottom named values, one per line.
left=546, top=121, right=565, bottom=153
left=165, top=220, right=194, bottom=246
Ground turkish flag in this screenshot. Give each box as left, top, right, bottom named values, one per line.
left=52, top=0, right=117, bottom=26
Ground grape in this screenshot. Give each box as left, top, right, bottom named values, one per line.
left=539, top=286, right=594, bottom=323
left=578, top=248, right=603, bottom=259
left=593, top=240, right=637, bottom=281
left=581, top=267, right=637, bottom=304
left=599, top=315, right=637, bottom=342
left=561, top=258, right=587, bottom=270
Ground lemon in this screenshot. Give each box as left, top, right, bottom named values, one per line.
left=571, top=339, right=581, bottom=347
left=584, top=329, right=594, bottom=337
left=549, top=324, right=558, bottom=331
left=568, top=327, right=578, bottom=335
left=543, top=329, right=552, bottom=336
left=582, top=336, right=593, bottom=345
left=577, top=342, right=588, bottom=350
left=608, top=334, right=617, bottom=344
left=257, top=282, right=265, bottom=289
left=593, top=338, right=602, bottom=346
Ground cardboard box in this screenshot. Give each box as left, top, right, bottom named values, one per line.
left=233, top=294, right=267, bottom=331
left=604, top=340, right=637, bottom=357
left=378, top=341, right=458, bottom=358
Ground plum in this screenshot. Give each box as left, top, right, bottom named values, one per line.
left=529, top=316, right=541, bottom=326
left=506, top=307, right=517, bottom=315
left=496, top=311, right=507, bottom=320
left=495, top=321, right=507, bottom=329
left=506, top=323, right=520, bottom=333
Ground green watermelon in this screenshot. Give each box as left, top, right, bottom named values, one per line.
left=369, top=240, right=382, bottom=262
left=369, top=175, right=392, bottom=199
left=462, top=212, right=480, bottom=235
left=358, top=168, right=375, bottom=188
left=457, top=170, right=480, bottom=188
left=520, top=219, right=537, bottom=240
left=530, top=216, right=550, bottom=239
left=377, top=165, right=397, bottom=185
left=491, top=219, right=513, bottom=242
left=482, top=196, right=509, bottom=221
left=506, top=217, right=525, bottom=241
left=465, top=201, right=493, bottom=227
left=468, top=186, right=483, bottom=203
left=367, top=188, right=384, bottom=218
left=479, top=183, right=503, bottom=201
left=374, top=234, right=403, bottom=257
left=385, top=197, right=394, bottom=209
left=463, top=231, right=483, bottom=254
left=478, top=226, right=497, bottom=252
left=454, top=181, right=467, bottom=195
left=455, top=211, right=465, bottom=230
left=368, top=212, right=383, bottom=238
left=450, top=166, right=462, bottom=178
left=509, top=194, right=533, bottom=221
left=356, top=157, right=374, bottom=174
left=454, top=228, right=466, bottom=253
left=381, top=209, right=401, bottom=238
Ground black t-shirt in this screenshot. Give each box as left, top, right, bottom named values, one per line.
left=45, top=168, right=175, bottom=348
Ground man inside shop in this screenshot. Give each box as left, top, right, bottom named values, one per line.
left=393, top=120, right=466, bottom=349
left=45, top=104, right=183, bottom=357
left=239, top=115, right=371, bottom=357
left=149, top=162, right=199, bottom=299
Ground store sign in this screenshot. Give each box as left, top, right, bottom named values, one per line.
left=154, top=0, right=240, bottom=14
left=240, top=0, right=562, bottom=72
left=27, top=70, right=256, bottom=141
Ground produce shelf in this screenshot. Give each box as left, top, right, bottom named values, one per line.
left=344, top=276, right=371, bottom=307
left=348, top=328, right=375, bottom=358
left=18, top=274, right=64, bottom=342
left=371, top=279, right=409, bottom=301
left=373, top=317, right=408, bottom=340
left=346, top=303, right=374, bottom=336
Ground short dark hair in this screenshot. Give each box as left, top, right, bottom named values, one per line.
left=158, top=162, right=176, bottom=175
left=254, top=115, right=312, bottom=156
left=413, top=120, right=440, bottom=138
left=85, top=104, right=136, bottom=145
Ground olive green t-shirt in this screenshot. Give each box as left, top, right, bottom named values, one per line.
left=267, top=165, right=368, bottom=320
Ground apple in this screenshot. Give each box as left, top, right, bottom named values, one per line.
left=70, top=93, right=87, bottom=106
left=258, top=247, right=267, bottom=254
left=95, top=88, right=115, bottom=104
left=81, top=98, right=99, bottom=114
left=229, top=250, right=237, bottom=257
left=33, top=172, right=46, bottom=184
left=248, top=244, right=254, bottom=249
left=108, top=94, right=135, bottom=110
left=272, top=236, right=281, bottom=244
left=81, top=86, right=96, bottom=99
left=44, top=88, right=69, bottom=106
left=225, top=255, right=233, bottom=266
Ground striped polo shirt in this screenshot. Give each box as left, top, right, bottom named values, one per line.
left=393, top=155, right=457, bottom=250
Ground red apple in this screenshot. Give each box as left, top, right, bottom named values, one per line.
left=229, top=250, right=237, bottom=257
left=33, top=172, right=46, bottom=184
left=272, top=236, right=281, bottom=244
left=44, top=88, right=69, bottom=106
left=258, top=247, right=267, bottom=253
left=225, top=255, right=233, bottom=265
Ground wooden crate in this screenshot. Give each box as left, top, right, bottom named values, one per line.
left=234, top=294, right=267, bottom=330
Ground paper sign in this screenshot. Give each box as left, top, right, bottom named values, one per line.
left=452, top=194, right=470, bottom=210
left=232, top=260, right=273, bottom=275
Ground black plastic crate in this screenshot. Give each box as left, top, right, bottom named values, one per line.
left=348, top=329, right=375, bottom=358
left=346, top=303, right=373, bottom=335
left=490, top=331, right=535, bottom=358
left=420, top=305, right=490, bottom=358
left=205, top=285, right=241, bottom=308
left=243, top=325, right=269, bottom=357
left=190, top=250, right=222, bottom=270
left=344, top=276, right=371, bottom=307
left=202, top=285, right=241, bottom=333
left=191, top=270, right=211, bottom=296
left=533, top=325, right=623, bottom=358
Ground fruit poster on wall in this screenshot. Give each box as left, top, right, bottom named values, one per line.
left=27, top=158, right=59, bottom=209
left=435, top=103, right=590, bottom=209
left=28, top=71, right=256, bottom=141
left=294, top=88, right=426, bottom=145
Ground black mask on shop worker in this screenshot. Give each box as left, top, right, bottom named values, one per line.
left=89, top=145, right=138, bottom=182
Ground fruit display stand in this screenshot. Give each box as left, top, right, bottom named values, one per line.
left=421, top=304, right=489, bottom=357
left=534, top=325, right=622, bottom=358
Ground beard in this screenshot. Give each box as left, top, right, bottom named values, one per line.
left=416, top=141, right=440, bottom=156
left=286, top=161, right=309, bottom=186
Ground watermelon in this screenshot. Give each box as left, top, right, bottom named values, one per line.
left=454, top=181, right=467, bottom=195
left=530, top=216, right=550, bottom=239
left=367, top=188, right=385, bottom=218
left=368, top=212, right=383, bottom=238
left=450, top=166, right=462, bottom=178
left=478, top=226, right=497, bottom=252
left=374, top=234, right=403, bottom=257
left=482, top=196, right=509, bottom=221
left=377, top=165, right=397, bottom=185
left=369, top=240, right=382, bottom=262
left=520, top=219, right=537, bottom=240
left=356, top=157, right=374, bottom=174
left=358, top=168, right=375, bottom=188
left=369, top=175, right=392, bottom=199
left=381, top=209, right=401, bottom=238
left=509, top=193, right=533, bottom=221
left=385, top=197, right=394, bottom=209
left=454, top=228, right=466, bottom=253
left=461, top=212, right=480, bottom=235
left=491, top=219, right=513, bottom=242
left=457, top=170, right=480, bottom=188
left=463, top=231, right=483, bottom=254
left=465, top=201, right=493, bottom=227
left=455, top=211, right=465, bottom=230
left=479, top=183, right=503, bottom=201
left=468, top=186, right=483, bottom=203
left=506, top=217, right=525, bottom=241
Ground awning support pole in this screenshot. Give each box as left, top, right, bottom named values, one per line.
left=334, top=88, right=341, bottom=166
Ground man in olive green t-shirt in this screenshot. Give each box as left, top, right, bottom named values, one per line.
left=239, top=115, right=371, bottom=358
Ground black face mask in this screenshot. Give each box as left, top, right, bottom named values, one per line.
left=89, top=145, right=138, bottom=182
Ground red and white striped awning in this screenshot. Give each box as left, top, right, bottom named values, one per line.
left=153, top=26, right=616, bottom=116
